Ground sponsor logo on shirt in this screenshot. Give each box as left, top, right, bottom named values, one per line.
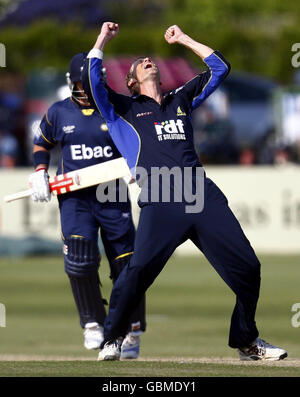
left=81, top=109, right=95, bottom=116
left=136, top=111, right=153, bottom=118
left=63, top=125, right=75, bottom=134
left=154, top=119, right=186, bottom=141
left=74, top=172, right=81, bottom=186
left=70, top=144, right=113, bottom=160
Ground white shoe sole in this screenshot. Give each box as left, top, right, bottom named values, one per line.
left=98, top=354, right=120, bottom=361
left=239, top=352, right=288, bottom=361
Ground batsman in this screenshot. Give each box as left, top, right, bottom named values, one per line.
left=29, top=52, right=146, bottom=359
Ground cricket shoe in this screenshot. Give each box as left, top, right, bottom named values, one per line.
left=121, top=333, right=140, bottom=359
left=83, top=322, right=104, bottom=350
left=97, top=338, right=123, bottom=361
left=238, top=338, right=288, bottom=361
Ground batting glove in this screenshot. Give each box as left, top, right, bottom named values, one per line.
left=29, top=169, right=51, bottom=202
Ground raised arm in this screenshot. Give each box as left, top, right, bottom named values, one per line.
left=82, top=22, right=140, bottom=174
left=164, top=25, right=214, bottom=59
left=164, top=25, right=230, bottom=110
left=82, top=22, right=133, bottom=118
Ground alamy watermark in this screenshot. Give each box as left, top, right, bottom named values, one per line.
left=0, top=303, right=6, bottom=327
left=291, top=43, right=300, bottom=68
left=0, top=43, right=6, bottom=67
left=291, top=303, right=300, bottom=328
left=96, top=166, right=205, bottom=214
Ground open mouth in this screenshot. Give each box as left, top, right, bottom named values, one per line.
left=144, top=63, right=152, bottom=69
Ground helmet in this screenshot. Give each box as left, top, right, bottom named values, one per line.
left=66, top=52, right=87, bottom=102
left=66, top=52, right=107, bottom=102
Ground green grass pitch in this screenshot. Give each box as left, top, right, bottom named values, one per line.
left=0, top=254, right=300, bottom=377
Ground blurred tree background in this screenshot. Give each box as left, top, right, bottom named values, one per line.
left=0, top=0, right=299, bottom=82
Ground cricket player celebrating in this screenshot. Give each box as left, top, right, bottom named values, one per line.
left=28, top=52, right=146, bottom=359
left=82, top=22, right=288, bottom=362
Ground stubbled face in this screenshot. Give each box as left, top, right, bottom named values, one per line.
left=130, top=57, right=160, bottom=84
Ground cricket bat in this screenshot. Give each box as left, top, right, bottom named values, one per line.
left=4, top=157, right=131, bottom=203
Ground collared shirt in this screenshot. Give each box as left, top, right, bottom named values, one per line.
left=34, top=97, right=121, bottom=174
left=82, top=49, right=230, bottom=182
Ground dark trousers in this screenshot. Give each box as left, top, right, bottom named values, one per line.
left=59, top=187, right=146, bottom=332
left=103, top=178, right=260, bottom=348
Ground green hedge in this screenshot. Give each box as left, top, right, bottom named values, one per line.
left=1, top=0, right=300, bottom=83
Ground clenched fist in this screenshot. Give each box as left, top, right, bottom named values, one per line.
left=94, top=22, right=119, bottom=50
left=164, top=25, right=185, bottom=45
left=100, top=22, right=119, bottom=41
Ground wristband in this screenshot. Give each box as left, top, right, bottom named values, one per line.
left=33, top=151, right=50, bottom=168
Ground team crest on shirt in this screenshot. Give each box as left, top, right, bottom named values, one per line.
left=176, top=106, right=186, bottom=116
left=82, top=109, right=95, bottom=116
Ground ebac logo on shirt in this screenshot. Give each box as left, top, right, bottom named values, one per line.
left=154, top=119, right=186, bottom=142
left=71, top=144, right=113, bottom=160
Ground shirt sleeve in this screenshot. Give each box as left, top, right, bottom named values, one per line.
left=180, top=50, right=231, bottom=111
left=34, top=108, right=57, bottom=150
left=82, top=50, right=132, bottom=118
